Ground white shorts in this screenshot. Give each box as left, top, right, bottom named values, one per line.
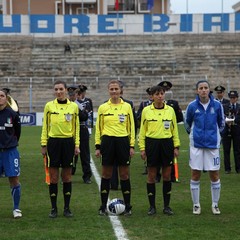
left=189, top=146, right=220, bottom=171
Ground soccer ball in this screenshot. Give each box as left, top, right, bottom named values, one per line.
left=107, top=198, right=125, bottom=215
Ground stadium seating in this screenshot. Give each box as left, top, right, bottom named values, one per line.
left=0, top=34, right=239, bottom=112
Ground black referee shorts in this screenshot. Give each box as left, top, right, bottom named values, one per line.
left=145, top=137, right=174, bottom=167
left=100, top=135, right=130, bottom=166
left=47, top=137, right=75, bottom=168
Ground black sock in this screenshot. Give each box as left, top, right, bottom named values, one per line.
left=163, top=181, right=172, bottom=208
left=100, top=178, right=110, bottom=208
left=120, top=179, right=131, bottom=206
left=63, top=182, right=72, bottom=209
left=49, top=183, right=58, bottom=209
left=147, top=183, right=156, bottom=208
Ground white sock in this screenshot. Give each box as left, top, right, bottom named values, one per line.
left=211, top=179, right=221, bottom=207
left=190, top=180, right=200, bottom=206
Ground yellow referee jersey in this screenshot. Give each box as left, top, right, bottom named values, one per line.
left=95, top=99, right=135, bottom=147
left=41, top=99, right=80, bottom=147
left=138, top=103, right=180, bottom=151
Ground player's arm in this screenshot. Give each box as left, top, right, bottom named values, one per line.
left=13, top=111, right=21, bottom=141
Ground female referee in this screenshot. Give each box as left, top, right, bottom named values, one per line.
left=95, top=80, right=135, bottom=216
left=138, top=85, right=180, bottom=216
left=41, top=80, right=80, bottom=218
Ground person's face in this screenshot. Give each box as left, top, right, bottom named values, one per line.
left=54, top=83, right=67, bottom=101
left=0, top=91, right=7, bottom=107
left=216, top=91, right=224, bottom=99
left=148, top=94, right=153, bottom=101
left=68, top=93, right=77, bottom=101
left=108, top=83, right=121, bottom=99
left=152, top=90, right=165, bottom=104
left=230, top=96, right=238, bottom=104
left=77, top=92, right=83, bottom=100
left=81, top=91, right=86, bottom=98
left=197, top=82, right=210, bottom=100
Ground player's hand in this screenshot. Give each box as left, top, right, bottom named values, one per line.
left=74, top=147, right=80, bottom=155
left=130, top=148, right=135, bottom=158
left=174, top=148, right=179, bottom=158
left=95, top=149, right=101, bottom=158
left=41, top=146, right=47, bottom=156
left=140, top=150, right=146, bottom=160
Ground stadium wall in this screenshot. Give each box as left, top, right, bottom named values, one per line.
left=0, top=13, right=240, bottom=36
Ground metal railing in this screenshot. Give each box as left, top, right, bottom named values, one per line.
left=1, top=74, right=239, bottom=113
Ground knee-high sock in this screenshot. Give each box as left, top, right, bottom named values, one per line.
left=163, top=181, right=172, bottom=208
left=147, top=183, right=156, bottom=208
left=63, top=182, right=72, bottom=209
left=190, top=180, right=200, bottom=206
left=211, top=179, right=221, bottom=207
left=49, top=183, right=58, bottom=209
left=11, top=184, right=21, bottom=210
left=120, top=179, right=131, bottom=206
left=100, top=178, right=110, bottom=208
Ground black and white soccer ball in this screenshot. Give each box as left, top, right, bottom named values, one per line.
left=107, top=198, right=125, bottom=215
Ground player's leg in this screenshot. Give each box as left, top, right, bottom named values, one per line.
left=190, top=170, right=201, bottom=214
left=189, top=146, right=203, bottom=215
left=61, top=138, right=75, bottom=217
left=159, top=138, right=174, bottom=215
left=61, top=167, right=73, bottom=217
left=4, top=148, right=22, bottom=219
left=205, top=149, right=221, bottom=215
left=119, top=165, right=132, bottom=215
left=9, top=176, right=22, bottom=219
left=145, top=138, right=163, bottom=215
left=162, top=165, right=173, bottom=215
left=210, top=171, right=221, bottom=215
left=110, top=162, right=119, bottom=190
left=99, top=165, right=113, bottom=215
left=117, top=137, right=132, bottom=216
left=146, top=166, right=157, bottom=215
left=99, top=136, right=114, bottom=215
left=48, top=167, right=59, bottom=218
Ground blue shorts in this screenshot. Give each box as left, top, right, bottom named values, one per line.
left=0, top=147, right=20, bottom=177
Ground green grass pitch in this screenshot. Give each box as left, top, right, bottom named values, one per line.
left=0, top=125, right=239, bottom=240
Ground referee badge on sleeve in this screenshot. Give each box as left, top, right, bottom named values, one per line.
left=119, top=114, right=125, bottom=123
left=65, top=114, right=72, bottom=122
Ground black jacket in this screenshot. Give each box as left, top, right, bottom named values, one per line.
left=166, top=99, right=184, bottom=123
left=0, top=107, right=21, bottom=149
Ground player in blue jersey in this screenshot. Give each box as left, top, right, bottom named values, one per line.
left=184, top=80, right=225, bottom=215
left=0, top=88, right=22, bottom=218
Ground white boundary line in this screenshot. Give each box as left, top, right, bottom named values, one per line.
left=90, top=157, right=129, bottom=240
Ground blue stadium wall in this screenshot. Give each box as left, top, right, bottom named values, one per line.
left=0, top=13, right=240, bottom=36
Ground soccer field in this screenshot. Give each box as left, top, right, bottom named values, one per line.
left=0, top=125, right=239, bottom=240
